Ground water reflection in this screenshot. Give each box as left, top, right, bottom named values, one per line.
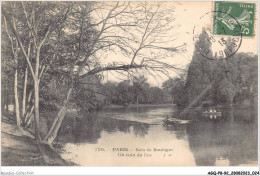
left=133, top=123, right=149, bottom=137
left=186, top=108, right=258, bottom=166
left=57, top=110, right=151, bottom=144
left=163, top=123, right=187, bottom=140
left=57, top=106, right=257, bottom=166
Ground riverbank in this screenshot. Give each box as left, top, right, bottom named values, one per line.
left=1, top=115, right=74, bottom=166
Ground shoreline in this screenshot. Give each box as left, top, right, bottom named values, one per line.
left=1, top=115, right=74, bottom=166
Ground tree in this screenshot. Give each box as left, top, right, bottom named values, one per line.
left=2, top=1, right=70, bottom=140
left=2, top=2, right=184, bottom=144
left=147, top=87, right=165, bottom=104
left=73, top=78, right=106, bottom=111
left=181, top=32, right=257, bottom=110
left=102, top=81, right=118, bottom=106
left=2, top=11, right=21, bottom=126
left=43, top=2, right=183, bottom=144
left=162, top=78, right=175, bottom=105
left=238, top=54, right=258, bottom=105
left=116, top=80, right=132, bottom=106
left=132, top=75, right=150, bottom=106
left=226, top=53, right=257, bottom=106
left=185, top=28, right=215, bottom=107
left=162, top=76, right=186, bottom=107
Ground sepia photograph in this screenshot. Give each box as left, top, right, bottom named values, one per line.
left=1, top=0, right=259, bottom=174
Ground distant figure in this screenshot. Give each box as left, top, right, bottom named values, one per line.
left=166, top=115, right=169, bottom=120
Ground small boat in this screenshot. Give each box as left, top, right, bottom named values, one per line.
left=163, top=116, right=190, bottom=124
left=202, top=111, right=221, bottom=116
left=202, top=109, right=221, bottom=116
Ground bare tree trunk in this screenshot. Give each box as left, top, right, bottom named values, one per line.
left=44, top=87, right=73, bottom=144
left=34, top=81, right=40, bottom=140
left=46, top=107, right=67, bottom=144
left=43, top=106, right=65, bottom=141
left=22, top=90, right=33, bottom=126
left=24, top=66, right=45, bottom=120
left=25, top=105, right=34, bottom=127
left=14, top=68, right=21, bottom=126
left=24, top=89, right=33, bottom=116
left=27, top=88, right=33, bottom=103
left=22, top=67, right=28, bottom=120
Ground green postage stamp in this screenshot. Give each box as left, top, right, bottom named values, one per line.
left=213, top=1, right=255, bottom=37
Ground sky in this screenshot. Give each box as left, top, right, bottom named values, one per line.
left=101, top=1, right=258, bottom=87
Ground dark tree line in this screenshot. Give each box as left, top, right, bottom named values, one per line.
left=103, top=76, right=169, bottom=107
left=163, top=28, right=258, bottom=109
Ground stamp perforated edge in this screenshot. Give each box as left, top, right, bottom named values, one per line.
left=211, top=1, right=257, bottom=39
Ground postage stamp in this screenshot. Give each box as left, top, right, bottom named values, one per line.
left=213, top=1, right=256, bottom=37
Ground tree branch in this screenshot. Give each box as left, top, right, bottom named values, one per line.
left=2, top=9, right=36, bottom=81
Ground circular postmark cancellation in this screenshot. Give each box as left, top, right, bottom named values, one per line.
left=193, top=11, right=242, bottom=60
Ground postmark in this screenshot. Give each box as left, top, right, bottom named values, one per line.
left=193, top=11, right=242, bottom=60
left=213, top=1, right=255, bottom=37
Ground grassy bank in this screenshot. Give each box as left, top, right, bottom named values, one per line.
left=1, top=115, right=74, bottom=166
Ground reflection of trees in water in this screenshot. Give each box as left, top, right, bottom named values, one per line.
left=230, top=106, right=257, bottom=123
left=162, top=123, right=186, bottom=140
left=174, top=130, right=186, bottom=140
left=57, top=113, right=103, bottom=144
left=57, top=111, right=150, bottom=144
left=133, top=123, right=149, bottom=137
left=186, top=108, right=257, bottom=166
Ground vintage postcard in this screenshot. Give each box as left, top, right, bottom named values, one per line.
left=1, top=0, right=258, bottom=174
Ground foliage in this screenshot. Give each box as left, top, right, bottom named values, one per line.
left=132, top=76, right=150, bottom=104
left=57, top=74, right=106, bottom=112
left=162, top=76, right=187, bottom=108
left=174, top=29, right=258, bottom=108
left=147, top=87, right=166, bottom=104
left=116, top=80, right=133, bottom=106
left=103, top=77, right=170, bottom=106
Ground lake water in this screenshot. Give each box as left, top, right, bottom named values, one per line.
left=57, top=105, right=258, bottom=166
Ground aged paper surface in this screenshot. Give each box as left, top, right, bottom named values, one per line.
left=1, top=1, right=258, bottom=170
